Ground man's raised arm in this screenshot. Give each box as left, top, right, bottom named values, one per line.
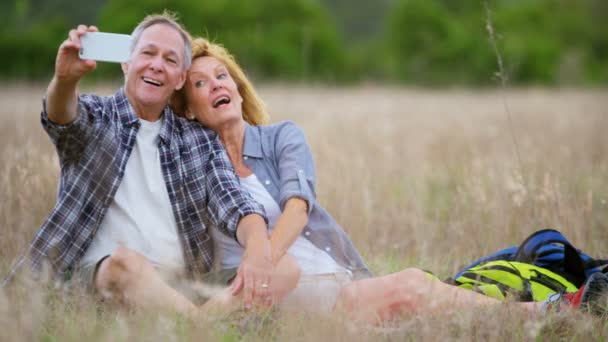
left=46, top=25, right=98, bottom=124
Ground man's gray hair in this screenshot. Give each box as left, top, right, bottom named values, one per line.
left=129, top=11, right=192, bottom=70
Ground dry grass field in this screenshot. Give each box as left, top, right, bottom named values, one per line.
left=1, top=83, right=607, bottom=340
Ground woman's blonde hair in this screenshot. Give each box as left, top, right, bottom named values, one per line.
left=171, top=37, right=269, bottom=126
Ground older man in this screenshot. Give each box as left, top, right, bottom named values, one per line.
left=3, top=12, right=277, bottom=314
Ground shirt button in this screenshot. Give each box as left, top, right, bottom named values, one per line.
left=325, top=247, right=331, bottom=252
left=264, top=180, right=271, bottom=185
left=243, top=156, right=248, bottom=160
left=304, top=231, right=311, bottom=236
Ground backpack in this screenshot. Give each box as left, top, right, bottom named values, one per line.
left=446, top=229, right=608, bottom=302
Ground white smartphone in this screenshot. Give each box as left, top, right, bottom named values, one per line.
left=79, top=32, right=132, bottom=63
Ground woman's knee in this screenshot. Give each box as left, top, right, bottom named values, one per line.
left=335, top=268, right=433, bottom=316
left=393, top=267, right=432, bottom=287
left=276, top=254, right=300, bottom=280
left=273, top=254, right=301, bottom=300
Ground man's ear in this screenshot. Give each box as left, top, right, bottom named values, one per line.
left=175, top=70, right=187, bottom=91
left=121, top=62, right=129, bottom=75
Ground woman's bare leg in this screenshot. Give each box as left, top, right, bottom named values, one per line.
left=334, top=268, right=540, bottom=323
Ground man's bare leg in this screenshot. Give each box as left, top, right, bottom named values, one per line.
left=94, top=246, right=198, bottom=316
left=94, top=247, right=301, bottom=319
left=334, top=268, right=539, bottom=323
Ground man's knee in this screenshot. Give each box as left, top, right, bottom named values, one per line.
left=94, top=247, right=153, bottom=298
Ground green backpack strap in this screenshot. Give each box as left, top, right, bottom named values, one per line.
left=451, top=261, right=578, bottom=302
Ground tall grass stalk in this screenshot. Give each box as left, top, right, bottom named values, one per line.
left=483, top=1, right=528, bottom=199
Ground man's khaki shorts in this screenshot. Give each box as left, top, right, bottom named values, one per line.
left=280, top=272, right=353, bottom=313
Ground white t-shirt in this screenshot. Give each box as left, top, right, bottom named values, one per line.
left=211, top=173, right=345, bottom=275
left=80, top=118, right=185, bottom=271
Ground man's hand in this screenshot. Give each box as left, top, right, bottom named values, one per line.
left=231, top=214, right=275, bottom=309
left=47, top=25, right=99, bottom=125
left=55, top=25, right=99, bottom=83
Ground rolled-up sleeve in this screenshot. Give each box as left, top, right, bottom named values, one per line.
left=204, top=137, right=267, bottom=240
left=275, top=122, right=316, bottom=215
left=40, top=95, right=98, bottom=163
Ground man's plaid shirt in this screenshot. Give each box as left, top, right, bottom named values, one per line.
left=3, top=88, right=266, bottom=284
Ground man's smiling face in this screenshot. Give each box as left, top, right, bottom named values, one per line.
left=122, top=23, right=186, bottom=119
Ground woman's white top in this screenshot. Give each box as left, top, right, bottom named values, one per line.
left=211, top=174, right=346, bottom=275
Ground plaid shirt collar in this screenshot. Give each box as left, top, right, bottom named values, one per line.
left=114, top=88, right=177, bottom=146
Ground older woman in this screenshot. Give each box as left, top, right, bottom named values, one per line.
left=172, top=37, right=372, bottom=312
left=173, top=38, right=608, bottom=322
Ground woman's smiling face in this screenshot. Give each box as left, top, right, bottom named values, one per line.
left=185, top=56, right=243, bottom=129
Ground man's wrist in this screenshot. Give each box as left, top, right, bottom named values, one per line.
left=52, top=73, right=80, bottom=88
left=236, top=214, right=268, bottom=247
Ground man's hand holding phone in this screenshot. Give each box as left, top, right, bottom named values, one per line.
left=55, top=26, right=132, bottom=85
left=47, top=25, right=131, bottom=125
left=55, top=25, right=99, bottom=84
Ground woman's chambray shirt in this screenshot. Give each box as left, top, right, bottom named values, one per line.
left=242, top=121, right=372, bottom=279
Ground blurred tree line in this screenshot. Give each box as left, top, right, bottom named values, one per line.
left=0, top=0, right=606, bottom=85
